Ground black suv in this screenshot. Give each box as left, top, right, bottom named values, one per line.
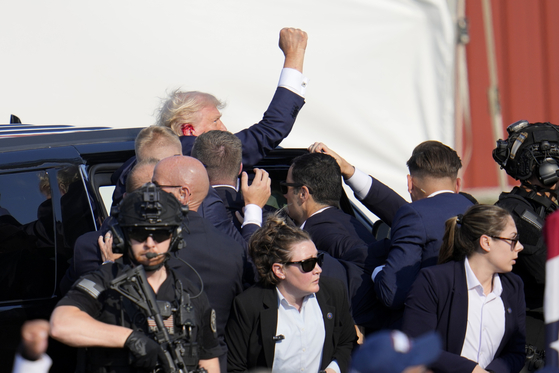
left=0, top=123, right=374, bottom=372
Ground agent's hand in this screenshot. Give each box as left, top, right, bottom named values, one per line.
left=279, top=27, right=307, bottom=73
left=20, top=319, right=49, bottom=360
left=98, top=231, right=122, bottom=263
left=308, top=142, right=355, bottom=179
left=241, top=169, right=271, bottom=208
left=125, top=330, right=168, bottom=370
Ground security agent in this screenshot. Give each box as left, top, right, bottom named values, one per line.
left=493, top=120, right=559, bottom=366
left=50, top=183, right=221, bottom=373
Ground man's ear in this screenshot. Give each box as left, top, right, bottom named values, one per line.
left=181, top=124, right=196, bottom=136
left=238, top=163, right=243, bottom=177
left=299, top=185, right=312, bottom=202
left=479, top=235, right=491, bottom=253
left=455, top=177, right=462, bottom=193
left=406, top=174, right=413, bottom=195
left=179, top=186, right=191, bottom=205
left=272, top=263, right=285, bottom=280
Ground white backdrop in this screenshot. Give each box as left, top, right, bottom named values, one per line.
left=0, top=0, right=456, bottom=210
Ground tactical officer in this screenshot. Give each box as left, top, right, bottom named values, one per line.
left=493, top=120, right=559, bottom=369
left=50, top=182, right=222, bottom=373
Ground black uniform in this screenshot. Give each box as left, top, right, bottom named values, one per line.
left=57, top=257, right=222, bottom=373
left=496, top=185, right=557, bottom=355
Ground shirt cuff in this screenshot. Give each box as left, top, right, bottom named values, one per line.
left=345, top=168, right=372, bottom=200
left=241, top=204, right=263, bottom=227
left=372, top=265, right=385, bottom=282
left=278, top=68, right=308, bottom=97
left=326, top=360, right=341, bottom=373
left=12, top=353, right=52, bottom=373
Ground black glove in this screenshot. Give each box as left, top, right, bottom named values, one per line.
left=124, top=330, right=167, bottom=370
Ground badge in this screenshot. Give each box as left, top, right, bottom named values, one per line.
left=210, top=309, right=217, bottom=333
left=327, top=312, right=333, bottom=319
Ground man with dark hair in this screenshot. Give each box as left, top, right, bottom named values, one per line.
left=309, top=141, right=475, bottom=328
left=191, top=131, right=271, bottom=237
left=285, top=152, right=372, bottom=261
left=283, top=152, right=378, bottom=331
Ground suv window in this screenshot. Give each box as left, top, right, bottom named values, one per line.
left=0, top=165, right=95, bottom=302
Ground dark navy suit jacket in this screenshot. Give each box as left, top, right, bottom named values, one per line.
left=225, top=277, right=356, bottom=373
left=374, top=192, right=474, bottom=311
left=403, top=260, right=526, bottom=373
left=357, top=176, right=407, bottom=226
left=303, top=207, right=377, bottom=327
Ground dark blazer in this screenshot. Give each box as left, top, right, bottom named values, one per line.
left=403, top=260, right=526, bottom=373
left=374, top=192, right=474, bottom=310
left=357, top=176, right=407, bottom=226
left=213, top=186, right=269, bottom=242
left=225, top=277, right=356, bottom=373
left=303, top=207, right=377, bottom=326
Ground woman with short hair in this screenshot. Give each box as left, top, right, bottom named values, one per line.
left=403, top=204, right=526, bottom=373
left=225, top=214, right=356, bottom=373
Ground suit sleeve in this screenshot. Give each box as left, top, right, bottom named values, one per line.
left=225, top=295, right=254, bottom=373
left=485, top=277, right=526, bottom=373
left=403, top=269, right=478, bottom=373
left=357, top=177, right=407, bottom=226
left=234, top=87, right=304, bottom=168
left=374, top=204, right=426, bottom=309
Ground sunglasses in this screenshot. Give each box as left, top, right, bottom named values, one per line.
left=284, top=252, right=324, bottom=273
left=279, top=181, right=313, bottom=195
left=127, top=228, right=173, bottom=243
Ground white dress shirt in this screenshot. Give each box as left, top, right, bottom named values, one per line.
left=273, top=288, right=340, bottom=373
left=461, top=258, right=506, bottom=368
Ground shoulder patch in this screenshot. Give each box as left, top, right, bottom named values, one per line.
left=210, top=309, right=217, bottom=334
left=76, top=278, right=104, bottom=299
left=520, top=209, right=544, bottom=230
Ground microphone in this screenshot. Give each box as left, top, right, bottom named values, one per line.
left=145, top=252, right=167, bottom=259
left=272, top=335, right=285, bottom=341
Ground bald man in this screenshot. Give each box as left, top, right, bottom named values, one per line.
left=152, top=156, right=247, bottom=373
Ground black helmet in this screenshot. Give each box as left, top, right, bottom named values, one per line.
left=115, top=182, right=188, bottom=252
left=493, top=120, right=559, bottom=186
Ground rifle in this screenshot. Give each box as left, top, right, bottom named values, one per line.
left=110, top=265, right=206, bottom=373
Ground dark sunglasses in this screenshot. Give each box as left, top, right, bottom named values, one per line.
left=489, top=235, right=521, bottom=251
left=285, top=252, right=324, bottom=273
left=127, top=228, right=173, bottom=243
left=280, top=181, right=311, bottom=195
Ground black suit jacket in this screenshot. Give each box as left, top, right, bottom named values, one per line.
left=403, top=260, right=526, bottom=373
left=225, top=277, right=356, bottom=373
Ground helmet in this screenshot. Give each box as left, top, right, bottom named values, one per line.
left=115, top=182, right=188, bottom=252
left=493, top=120, right=559, bottom=186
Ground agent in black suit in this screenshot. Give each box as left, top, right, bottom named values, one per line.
left=191, top=130, right=272, bottom=242
left=403, top=205, right=526, bottom=373
left=225, top=215, right=356, bottom=373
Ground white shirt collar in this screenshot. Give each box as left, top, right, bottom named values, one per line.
left=300, top=206, right=334, bottom=229
left=427, top=189, right=456, bottom=198
left=464, top=257, right=503, bottom=297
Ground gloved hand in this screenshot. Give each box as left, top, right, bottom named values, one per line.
left=124, top=330, right=167, bottom=370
